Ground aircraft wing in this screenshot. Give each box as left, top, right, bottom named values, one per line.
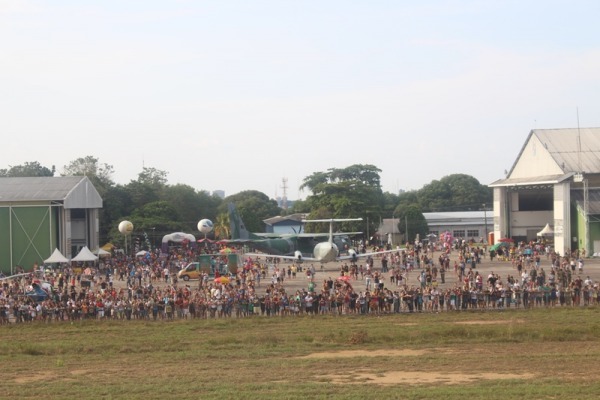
left=337, top=248, right=399, bottom=261
left=294, top=232, right=362, bottom=238
left=243, top=252, right=309, bottom=261
left=0, top=272, right=30, bottom=281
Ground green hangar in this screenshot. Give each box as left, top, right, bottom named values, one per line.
left=0, top=176, right=102, bottom=275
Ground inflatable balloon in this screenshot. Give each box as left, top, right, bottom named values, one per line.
left=118, top=220, right=134, bottom=235
left=198, top=219, right=214, bottom=234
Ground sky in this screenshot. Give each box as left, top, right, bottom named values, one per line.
left=2, top=0, right=600, bottom=200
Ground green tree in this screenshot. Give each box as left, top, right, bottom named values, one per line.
left=0, top=161, right=55, bottom=177
left=417, top=174, right=491, bottom=211
left=109, top=201, right=185, bottom=245
left=61, top=156, right=114, bottom=194
left=99, top=184, right=132, bottom=245
left=162, top=184, right=222, bottom=233
left=213, top=213, right=230, bottom=240
left=300, top=164, right=384, bottom=234
left=220, top=190, right=280, bottom=233
left=394, top=203, right=428, bottom=243
left=125, top=167, right=169, bottom=210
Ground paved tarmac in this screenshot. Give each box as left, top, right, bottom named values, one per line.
left=148, top=250, right=600, bottom=295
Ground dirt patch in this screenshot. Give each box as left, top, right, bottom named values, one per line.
left=326, top=370, right=534, bottom=386
left=301, top=349, right=426, bottom=359
left=453, top=319, right=525, bottom=325
left=13, top=370, right=56, bottom=384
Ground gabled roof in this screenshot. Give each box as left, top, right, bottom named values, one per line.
left=489, top=173, right=574, bottom=188
left=507, top=128, right=600, bottom=178
left=0, top=176, right=102, bottom=209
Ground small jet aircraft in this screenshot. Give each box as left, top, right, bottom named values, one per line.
left=226, top=203, right=396, bottom=263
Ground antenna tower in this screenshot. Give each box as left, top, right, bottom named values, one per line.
left=281, top=177, right=288, bottom=210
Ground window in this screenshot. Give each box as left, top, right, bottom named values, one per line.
left=453, top=230, right=465, bottom=238
left=518, top=191, right=553, bottom=211
left=467, top=230, right=479, bottom=238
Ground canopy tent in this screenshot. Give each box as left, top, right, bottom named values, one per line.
left=93, top=248, right=111, bottom=257
left=161, top=232, right=197, bottom=252
left=44, top=248, right=70, bottom=264
left=71, top=246, right=99, bottom=262
left=537, top=223, right=554, bottom=237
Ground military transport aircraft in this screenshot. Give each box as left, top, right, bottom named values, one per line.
left=226, top=203, right=396, bottom=263
left=225, top=203, right=358, bottom=259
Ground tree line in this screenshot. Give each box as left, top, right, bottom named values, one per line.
left=0, top=159, right=492, bottom=246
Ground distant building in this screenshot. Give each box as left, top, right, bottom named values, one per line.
left=490, top=128, right=600, bottom=256
left=378, top=211, right=492, bottom=246
left=423, top=211, right=491, bottom=242
left=0, top=176, right=103, bottom=274
left=263, top=213, right=308, bottom=235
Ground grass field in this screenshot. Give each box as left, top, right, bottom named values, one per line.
left=2, top=308, right=600, bottom=399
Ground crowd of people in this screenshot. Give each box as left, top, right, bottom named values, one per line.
left=0, top=240, right=598, bottom=324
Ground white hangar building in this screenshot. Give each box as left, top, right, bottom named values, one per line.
left=489, top=128, right=600, bottom=257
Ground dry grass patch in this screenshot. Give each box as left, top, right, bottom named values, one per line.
left=453, top=319, right=526, bottom=325
left=300, top=349, right=427, bottom=359
left=326, top=370, right=535, bottom=386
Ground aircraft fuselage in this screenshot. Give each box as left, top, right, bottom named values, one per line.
left=313, top=242, right=339, bottom=263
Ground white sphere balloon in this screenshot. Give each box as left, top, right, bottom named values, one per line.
left=118, top=220, right=134, bottom=235
left=198, top=219, right=214, bottom=234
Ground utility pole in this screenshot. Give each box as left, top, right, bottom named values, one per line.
left=483, top=203, right=488, bottom=244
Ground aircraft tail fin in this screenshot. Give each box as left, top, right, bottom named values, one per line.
left=302, top=218, right=363, bottom=245
left=228, top=203, right=258, bottom=240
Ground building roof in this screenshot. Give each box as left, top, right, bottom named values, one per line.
left=0, top=176, right=102, bottom=209
left=510, top=128, right=600, bottom=177
left=263, top=213, right=308, bottom=226
left=424, top=211, right=489, bottom=227
left=489, top=173, right=574, bottom=188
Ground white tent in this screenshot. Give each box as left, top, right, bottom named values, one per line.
left=93, top=248, right=111, bottom=257
left=44, top=248, right=70, bottom=264
left=537, top=223, right=554, bottom=237
left=71, top=246, right=99, bottom=262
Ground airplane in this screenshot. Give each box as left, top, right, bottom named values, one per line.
left=225, top=203, right=360, bottom=261
left=226, top=203, right=396, bottom=263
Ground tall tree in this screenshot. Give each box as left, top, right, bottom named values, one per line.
left=417, top=174, right=491, bottom=211
left=220, top=190, right=280, bottom=233
left=213, top=212, right=230, bottom=240
left=0, top=161, right=55, bottom=177
left=62, top=156, right=114, bottom=194
left=300, top=164, right=384, bottom=234
left=162, top=184, right=221, bottom=233
left=394, top=203, right=428, bottom=243
left=125, top=167, right=169, bottom=210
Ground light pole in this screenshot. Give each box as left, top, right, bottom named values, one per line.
left=483, top=203, right=488, bottom=244
left=391, top=214, right=395, bottom=248
left=405, top=215, right=409, bottom=245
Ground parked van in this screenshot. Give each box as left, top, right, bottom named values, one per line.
left=177, top=262, right=203, bottom=281
left=177, top=254, right=239, bottom=281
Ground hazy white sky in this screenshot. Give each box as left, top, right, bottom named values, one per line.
left=2, top=1, right=599, bottom=200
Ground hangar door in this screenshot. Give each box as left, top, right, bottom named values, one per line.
left=0, top=205, right=59, bottom=275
